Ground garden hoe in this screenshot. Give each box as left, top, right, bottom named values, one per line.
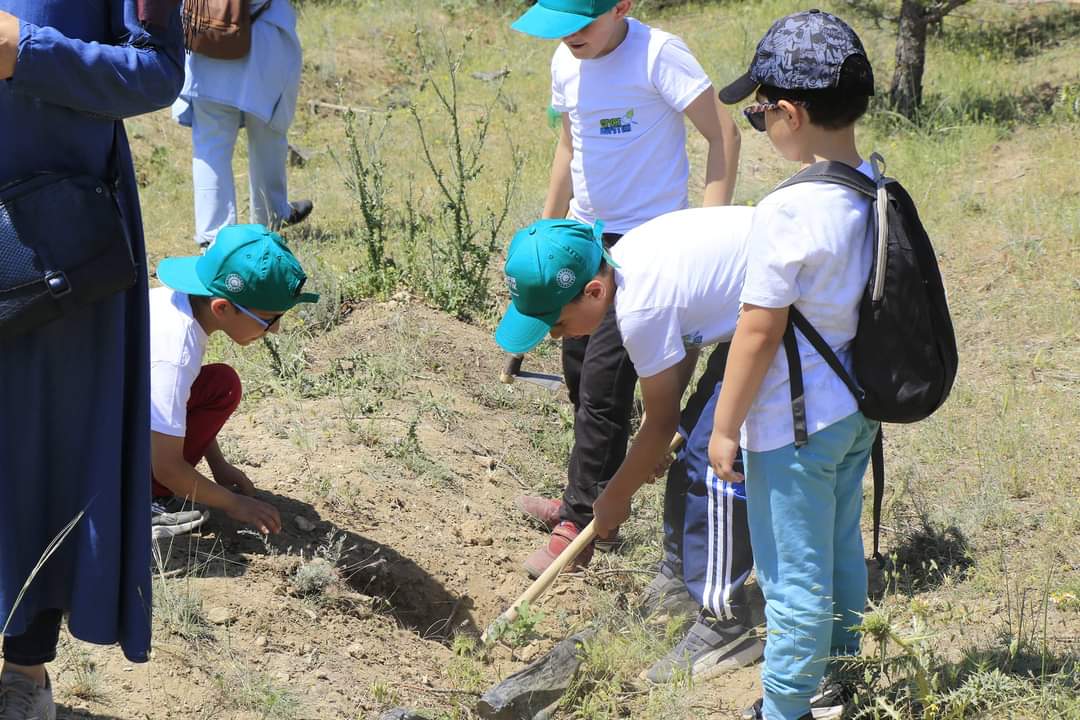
left=475, top=430, right=685, bottom=720
left=500, top=353, right=564, bottom=392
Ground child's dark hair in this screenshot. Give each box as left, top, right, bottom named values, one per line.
left=760, top=55, right=873, bottom=130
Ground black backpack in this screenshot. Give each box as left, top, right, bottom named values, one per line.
left=775, top=153, right=958, bottom=561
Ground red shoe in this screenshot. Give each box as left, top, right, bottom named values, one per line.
left=515, top=495, right=563, bottom=530
left=523, top=521, right=595, bottom=579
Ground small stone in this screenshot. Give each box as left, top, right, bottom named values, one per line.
left=254, top=636, right=268, bottom=648
left=207, top=607, right=236, bottom=626
left=346, top=642, right=364, bottom=658
left=518, top=643, right=541, bottom=662
left=295, top=516, right=316, bottom=532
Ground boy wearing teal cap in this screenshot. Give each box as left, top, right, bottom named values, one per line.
left=510, top=0, right=742, bottom=580
left=149, top=224, right=319, bottom=541
left=497, top=207, right=765, bottom=681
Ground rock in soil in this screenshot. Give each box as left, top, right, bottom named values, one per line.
left=379, top=710, right=431, bottom=720
left=477, top=629, right=595, bottom=720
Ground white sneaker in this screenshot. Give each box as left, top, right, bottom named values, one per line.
left=0, top=670, right=55, bottom=720
left=151, top=498, right=209, bottom=540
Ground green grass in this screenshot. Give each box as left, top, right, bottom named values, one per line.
left=125, top=0, right=1080, bottom=717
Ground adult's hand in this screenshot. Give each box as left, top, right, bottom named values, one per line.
left=0, top=11, right=18, bottom=80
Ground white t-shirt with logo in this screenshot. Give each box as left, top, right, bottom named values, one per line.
left=610, top=206, right=754, bottom=378
left=150, top=286, right=209, bottom=438
left=739, top=161, right=875, bottom=453
left=551, top=18, right=712, bottom=235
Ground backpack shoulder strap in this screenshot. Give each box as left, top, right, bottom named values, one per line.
left=773, top=160, right=877, bottom=199
left=789, top=307, right=865, bottom=404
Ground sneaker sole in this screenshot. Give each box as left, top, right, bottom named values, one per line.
left=687, top=636, right=765, bottom=681
left=811, top=706, right=845, bottom=720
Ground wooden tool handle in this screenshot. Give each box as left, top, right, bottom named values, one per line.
left=481, top=431, right=685, bottom=645
left=482, top=519, right=596, bottom=644
left=500, top=354, right=524, bottom=384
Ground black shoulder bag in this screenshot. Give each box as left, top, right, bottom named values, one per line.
left=0, top=123, right=138, bottom=341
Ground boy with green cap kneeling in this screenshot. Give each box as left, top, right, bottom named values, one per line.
left=149, top=225, right=319, bottom=540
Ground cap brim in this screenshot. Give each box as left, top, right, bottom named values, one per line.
left=718, top=73, right=759, bottom=104
left=294, top=291, right=320, bottom=306
left=495, top=303, right=556, bottom=354
left=156, top=257, right=213, bottom=296
left=511, top=4, right=594, bottom=39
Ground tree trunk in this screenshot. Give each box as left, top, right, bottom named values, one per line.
left=890, top=0, right=929, bottom=119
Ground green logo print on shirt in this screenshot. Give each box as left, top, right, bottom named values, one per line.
left=600, top=109, right=637, bottom=135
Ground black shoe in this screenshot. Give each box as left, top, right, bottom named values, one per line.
left=740, top=675, right=857, bottom=720
left=809, top=675, right=858, bottom=720
left=741, top=698, right=814, bottom=720
left=282, top=199, right=313, bottom=227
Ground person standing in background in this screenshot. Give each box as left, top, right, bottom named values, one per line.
left=0, top=3, right=184, bottom=717
left=173, top=0, right=312, bottom=249
left=507, top=0, right=742, bottom=591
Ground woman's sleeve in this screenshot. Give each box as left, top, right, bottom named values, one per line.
left=8, top=0, right=184, bottom=118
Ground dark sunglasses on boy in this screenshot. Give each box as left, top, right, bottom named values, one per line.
left=233, top=302, right=283, bottom=332
left=742, top=100, right=807, bottom=132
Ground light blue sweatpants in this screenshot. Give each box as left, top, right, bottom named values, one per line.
left=744, top=411, right=879, bottom=720
left=191, top=98, right=291, bottom=246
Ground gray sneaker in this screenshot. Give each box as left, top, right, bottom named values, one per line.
left=0, top=671, right=55, bottom=720
left=151, top=498, right=209, bottom=540
left=637, top=561, right=700, bottom=619
left=644, top=611, right=764, bottom=683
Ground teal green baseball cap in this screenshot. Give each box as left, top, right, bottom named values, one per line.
left=511, top=0, right=620, bottom=39
left=157, top=224, right=320, bottom=312
left=495, top=218, right=614, bottom=354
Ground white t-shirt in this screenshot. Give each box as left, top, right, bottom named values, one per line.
left=611, top=206, right=754, bottom=378
left=551, top=18, right=712, bottom=234
left=150, top=287, right=209, bottom=437
left=739, top=161, right=875, bottom=452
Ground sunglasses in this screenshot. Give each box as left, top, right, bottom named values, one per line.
left=741, top=100, right=807, bottom=132
left=233, top=302, right=283, bottom=333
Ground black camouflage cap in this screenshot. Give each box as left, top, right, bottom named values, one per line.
left=719, top=9, right=874, bottom=104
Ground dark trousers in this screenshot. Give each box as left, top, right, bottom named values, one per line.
left=2, top=609, right=63, bottom=665
left=559, top=233, right=639, bottom=528
left=663, top=343, right=753, bottom=621
left=663, top=343, right=733, bottom=570
left=151, top=363, right=242, bottom=498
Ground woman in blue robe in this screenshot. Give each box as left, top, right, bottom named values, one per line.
left=0, top=1, right=183, bottom=715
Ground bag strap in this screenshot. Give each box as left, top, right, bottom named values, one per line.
left=871, top=426, right=885, bottom=564
left=782, top=323, right=809, bottom=447
left=775, top=159, right=877, bottom=198
left=788, top=307, right=865, bottom=404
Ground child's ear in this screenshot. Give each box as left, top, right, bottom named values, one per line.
left=209, top=297, right=231, bottom=318
left=777, top=100, right=805, bottom=131
left=614, top=0, right=632, bottom=19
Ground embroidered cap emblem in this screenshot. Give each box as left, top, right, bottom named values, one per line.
left=225, top=273, right=245, bottom=293
left=555, top=268, right=576, bottom=289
